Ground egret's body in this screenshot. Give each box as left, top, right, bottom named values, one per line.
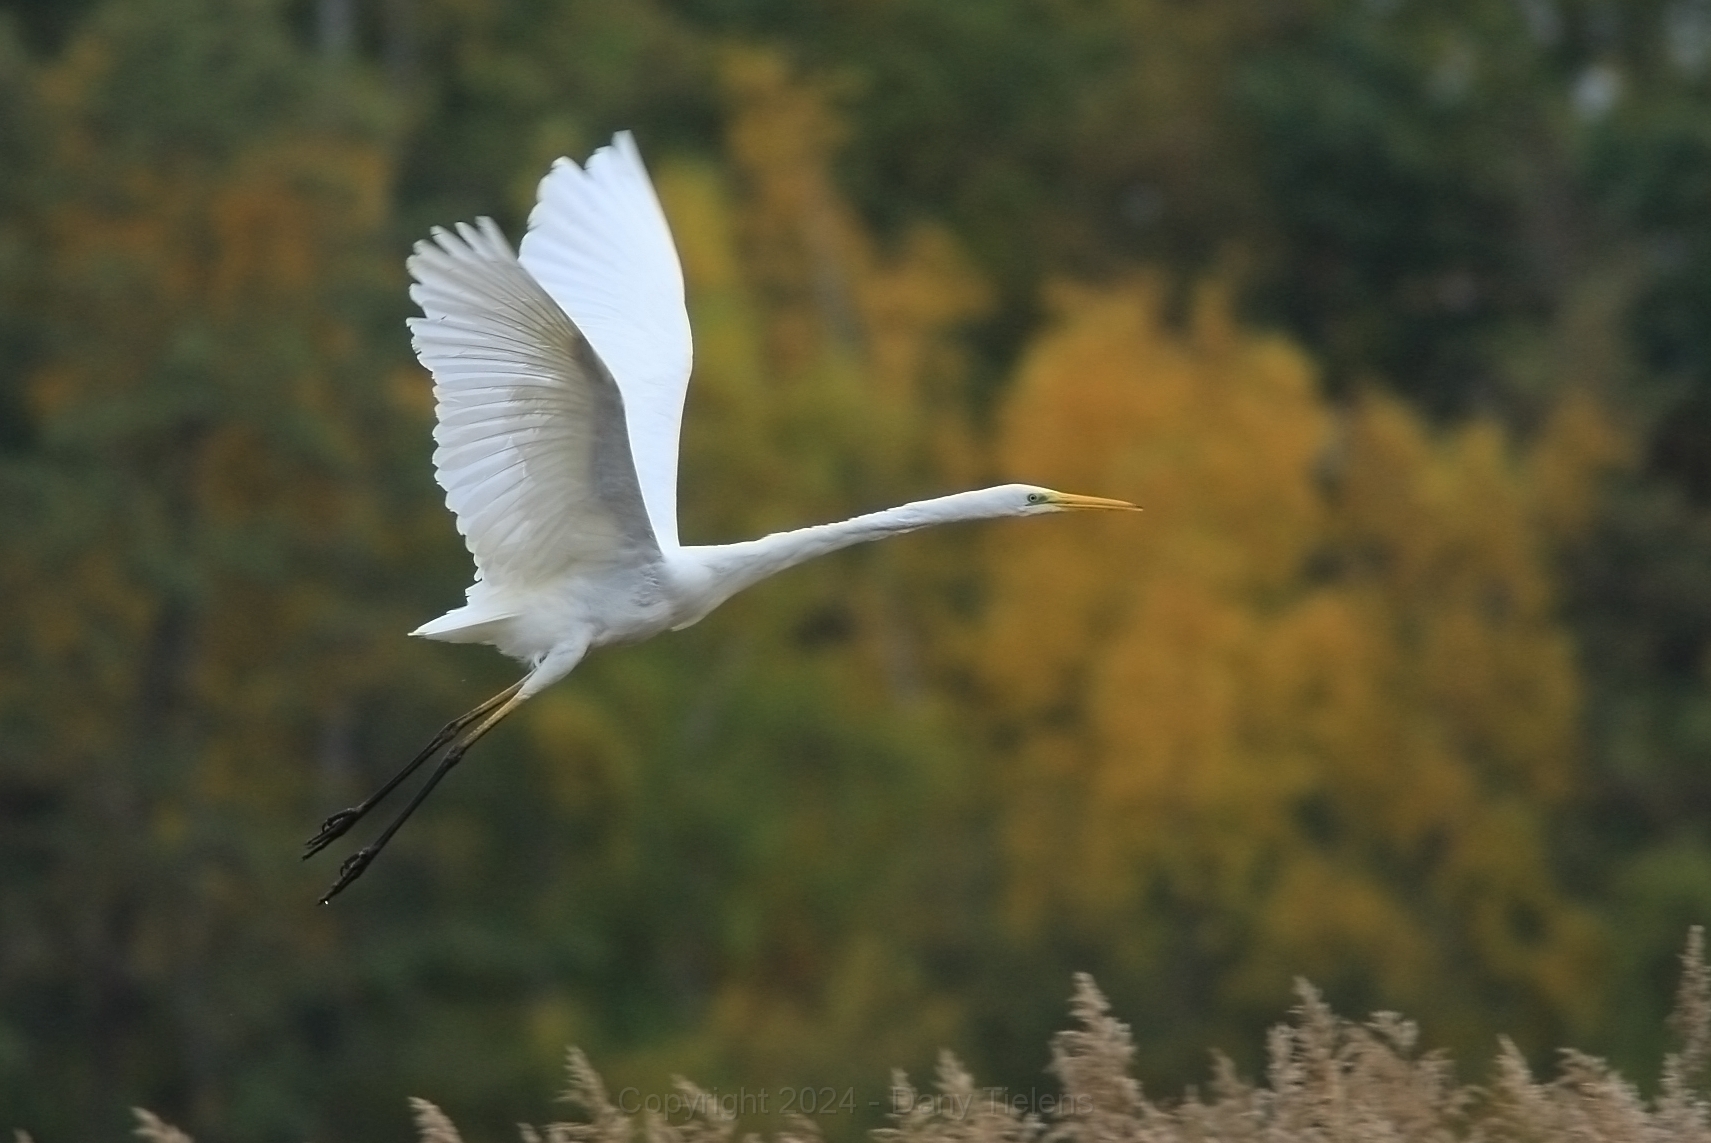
left=305, top=134, right=1136, bottom=902
left=421, top=486, right=1064, bottom=685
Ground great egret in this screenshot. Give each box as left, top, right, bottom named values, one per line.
left=304, top=132, right=1137, bottom=902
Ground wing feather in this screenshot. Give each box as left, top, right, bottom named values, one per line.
left=518, top=132, right=691, bottom=550
left=408, top=218, right=660, bottom=590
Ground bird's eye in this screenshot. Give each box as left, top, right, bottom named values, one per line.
left=1026, top=492, right=1047, bottom=504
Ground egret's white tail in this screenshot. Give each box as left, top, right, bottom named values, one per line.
left=410, top=603, right=517, bottom=644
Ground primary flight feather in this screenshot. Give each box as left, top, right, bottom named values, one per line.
left=305, top=132, right=1137, bottom=902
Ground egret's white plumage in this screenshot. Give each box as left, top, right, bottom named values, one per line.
left=520, top=133, right=692, bottom=551
left=305, top=133, right=1137, bottom=902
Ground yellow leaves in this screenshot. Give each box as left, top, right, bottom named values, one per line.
left=1232, top=855, right=1433, bottom=1005
left=29, top=24, right=399, bottom=433
left=862, top=225, right=989, bottom=398
left=979, top=276, right=1616, bottom=1049
left=1335, top=395, right=1587, bottom=799
left=0, top=12, right=431, bottom=940
left=663, top=159, right=778, bottom=544
left=715, top=48, right=985, bottom=507
left=984, top=277, right=1325, bottom=718
left=664, top=49, right=997, bottom=715
left=1340, top=401, right=1530, bottom=613
left=43, top=134, right=389, bottom=331
left=1009, top=279, right=1323, bottom=584
left=719, top=47, right=855, bottom=385
left=206, top=140, right=390, bottom=309
left=1530, top=387, right=1632, bottom=539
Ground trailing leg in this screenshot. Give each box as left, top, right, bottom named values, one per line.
left=317, top=686, right=532, bottom=904
left=302, top=679, right=524, bottom=860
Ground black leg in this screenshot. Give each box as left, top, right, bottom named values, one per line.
left=317, top=687, right=528, bottom=904
left=302, top=680, right=523, bottom=860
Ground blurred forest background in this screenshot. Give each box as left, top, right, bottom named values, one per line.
left=3, top=0, right=1711, bottom=1138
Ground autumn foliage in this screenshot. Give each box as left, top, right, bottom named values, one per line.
left=979, top=278, right=1619, bottom=1067
left=0, top=0, right=1702, bottom=1140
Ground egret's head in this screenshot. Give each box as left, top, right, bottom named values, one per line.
left=1008, top=484, right=1140, bottom=516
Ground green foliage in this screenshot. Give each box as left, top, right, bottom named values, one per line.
left=2, top=0, right=1711, bottom=1139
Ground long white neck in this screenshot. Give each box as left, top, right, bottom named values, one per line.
left=682, top=487, right=1016, bottom=607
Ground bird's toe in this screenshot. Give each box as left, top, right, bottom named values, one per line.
left=302, top=809, right=362, bottom=859
left=318, top=848, right=376, bottom=904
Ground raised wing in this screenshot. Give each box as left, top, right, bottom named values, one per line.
left=408, top=219, right=660, bottom=591
left=518, top=132, right=692, bottom=550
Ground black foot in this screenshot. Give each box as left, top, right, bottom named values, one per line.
left=319, top=848, right=376, bottom=905
left=302, top=809, right=363, bottom=859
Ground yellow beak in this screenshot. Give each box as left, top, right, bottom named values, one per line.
left=1048, top=492, right=1141, bottom=511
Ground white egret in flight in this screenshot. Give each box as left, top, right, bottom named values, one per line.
left=305, top=133, right=1137, bottom=902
